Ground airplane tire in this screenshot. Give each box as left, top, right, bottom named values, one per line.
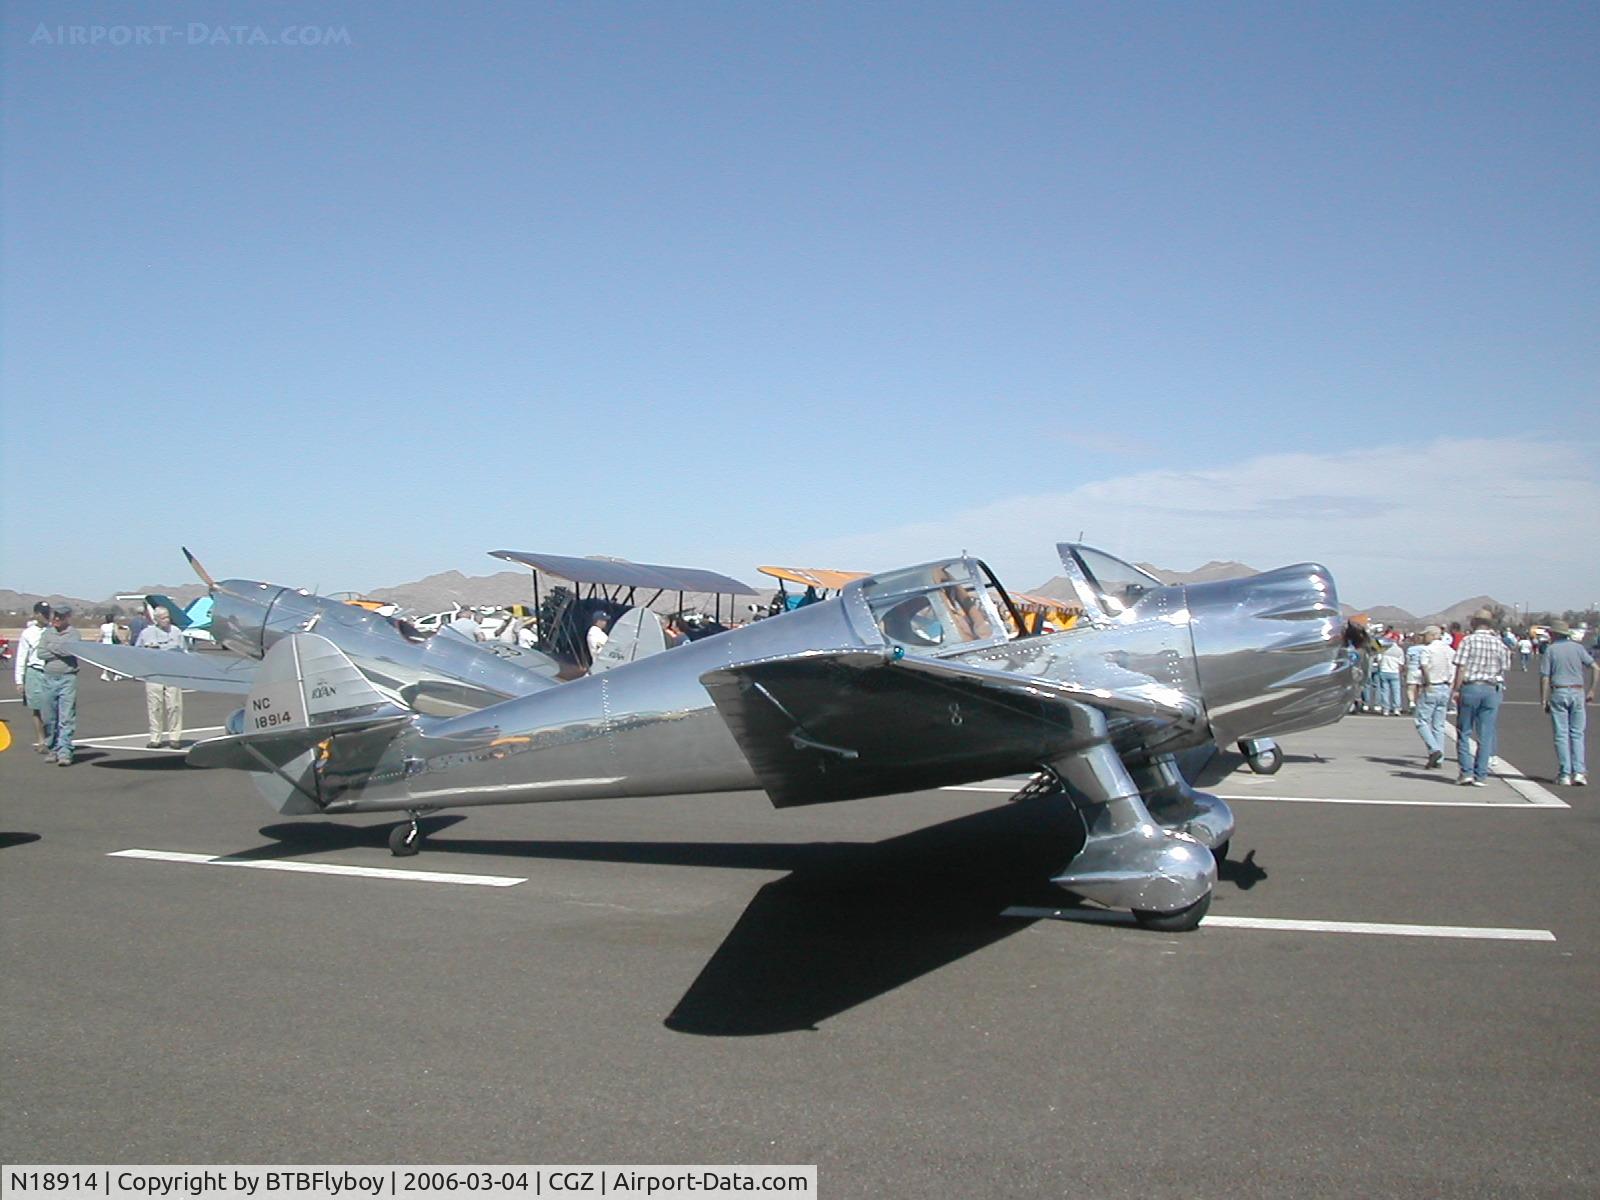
left=388, top=823, right=421, bottom=857
left=1133, top=890, right=1211, bottom=932
left=1213, top=839, right=1229, bottom=864
left=1247, top=746, right=1283, bottom=775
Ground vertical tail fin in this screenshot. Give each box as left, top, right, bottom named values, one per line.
left=241, top=631, right=399, bottom=732
left=591, top=607, right=670, bottom=673
left=188, top=633, right=412, bottom=813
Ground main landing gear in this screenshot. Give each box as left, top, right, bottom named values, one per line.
left=1046, top=717, right=1230, bottom=932
left=1133, top=891, right=1212, bottom=932
left=388, top=813, right=424, bottom=857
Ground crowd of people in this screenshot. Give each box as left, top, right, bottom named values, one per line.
left=1355, top=611, right=1594, bottom=787
left=11, top=601, right=192, bottom=765
left=452, top=607, right=540, bottom=648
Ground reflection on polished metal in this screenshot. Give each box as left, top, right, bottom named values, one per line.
left=183, top=544, right=1357, bottom=930
left=67, top=549, right=561, bottom=714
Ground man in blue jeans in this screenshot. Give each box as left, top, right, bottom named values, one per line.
left=1540, top=620, right=1594, bottom=786
left=1451, top=611, right=1511, bottom=786
left=35, top=605, right=81, bottom=766
left=1413, top=625, right=1455, bottom=769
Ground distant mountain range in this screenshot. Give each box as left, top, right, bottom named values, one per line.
left=0, top=560, right=1515, bottom=631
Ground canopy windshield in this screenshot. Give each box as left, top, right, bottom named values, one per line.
left=856, top=558, right=1012, bottom=656
left=1060, top=544, right=1164, bottom=615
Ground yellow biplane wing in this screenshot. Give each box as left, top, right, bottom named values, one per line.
left=757, top=566, right=868, bottom=591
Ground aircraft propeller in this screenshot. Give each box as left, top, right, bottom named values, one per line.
left=182, top=546, right=218, bottom=593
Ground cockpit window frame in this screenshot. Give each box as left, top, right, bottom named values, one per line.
left=1055, top=543, right=1165, bottom=622
left=844, top=556, right=1016, bottom=659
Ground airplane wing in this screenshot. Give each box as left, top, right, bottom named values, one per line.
left=67, top=643, right=257, bottom=694
left=700, top=649, right=1197, bottom=807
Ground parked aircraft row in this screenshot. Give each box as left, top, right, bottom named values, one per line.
left=66, top=543, right=1360, bottom=931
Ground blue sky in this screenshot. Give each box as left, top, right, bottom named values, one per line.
left=3, top=2, right=1596, bottom=612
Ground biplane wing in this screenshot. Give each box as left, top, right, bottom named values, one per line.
left=756, top=566, right=868, bottom=592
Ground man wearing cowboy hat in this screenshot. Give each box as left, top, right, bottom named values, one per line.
left=1540, top=619, right=1594, bottom=786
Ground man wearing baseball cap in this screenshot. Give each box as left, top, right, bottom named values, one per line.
left=35, top=605, right=81, bottom=766
left=1540, top=620, right=1594, bottom=786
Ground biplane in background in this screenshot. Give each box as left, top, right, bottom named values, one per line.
left=488, top=549, right=759, bottom=671
left=757, top=566, right=868, bottom=614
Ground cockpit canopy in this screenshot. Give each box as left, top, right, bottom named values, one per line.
left=850, top=557, right=1014, bottom=657
left=843, top=547, right=1169, bottom=657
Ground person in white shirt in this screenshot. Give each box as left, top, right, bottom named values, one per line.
left=134, top=607, right=187, bottom=748
left=1413, top=625, right=1456, bottom=769
left=97, top=612, right=118, bottom=680
left=446, top=610, right=482, bottom=640
left=1376, top=637, right=1405, bottom=715
left=586, top=614, right=610, bottom=666
left=13, top=602, right=52, bottom=752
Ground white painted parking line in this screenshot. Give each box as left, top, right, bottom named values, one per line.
left=1218, top=793, right=1567, bottom=809
left=0, top=697, right=24, bottom=704
left=110, top=848, right=526, bottom=887
left=1440, top=725, right=1568, bottom=806
left=1004, top=906, right=1555, bottom=941
left=75, top=726, right=226, bottom=753
left=947, top=781, right=1568, bottom=809
left=1202, top=915, right=1555, bottom=940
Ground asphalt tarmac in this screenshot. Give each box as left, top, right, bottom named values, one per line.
left=2, top=667, right=1596, bottom=1197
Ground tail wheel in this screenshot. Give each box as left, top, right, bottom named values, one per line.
left=1246, top=745, right=1283, bottom=775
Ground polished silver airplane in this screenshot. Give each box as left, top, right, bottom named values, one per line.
left=172, top=543, right=1355, bottom=931
left=71, top=549, right=561, bottom=714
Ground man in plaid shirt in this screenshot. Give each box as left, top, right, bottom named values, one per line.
left=1451, top=610, right=1512, bottom=785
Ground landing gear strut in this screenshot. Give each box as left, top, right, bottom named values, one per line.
left=1047, top=716, right=1217, bottom=931
left=389, top=814, right=422, bottom=857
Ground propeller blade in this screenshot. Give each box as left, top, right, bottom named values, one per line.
left=182, top=547, right=218, bottom=592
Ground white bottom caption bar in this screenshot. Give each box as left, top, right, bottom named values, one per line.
left=1, top=1166, right=818, bottom=1200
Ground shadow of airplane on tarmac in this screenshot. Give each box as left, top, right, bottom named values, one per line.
left=87, top=755, right=191, bottom=771
left=234, top=791, right=1270, bottom=1037
left=235, top=797, right=1089, bottom=1035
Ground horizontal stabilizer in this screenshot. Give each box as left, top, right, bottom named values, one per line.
left=65, top=642, right=256, bottom=693
left=701, top=649, right=1196, bottom=808
left=186, top=714, right=412, bottom=771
